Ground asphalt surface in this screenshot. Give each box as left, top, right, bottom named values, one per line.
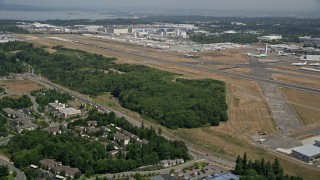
left=0, top=156, right=25, bottom=180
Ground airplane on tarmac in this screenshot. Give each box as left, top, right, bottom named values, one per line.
left=254, top=138, right=267, bottom=144
left=247, top=53, right=268, bottom=58
left=291, top=61, right=307, bottom=66
left=309, top=63, right=320, bottom=66
left=277, top=51, right=288, bottom=56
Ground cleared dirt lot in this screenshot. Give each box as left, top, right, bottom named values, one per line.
left=281, top=88, right=320, bottom=125
left=0, top=79, right=43, bottom=94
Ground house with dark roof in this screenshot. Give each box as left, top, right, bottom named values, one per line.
left=46, top=126, right=61, bottom=135
left=39, top=159, right=62, bottom=170
left=87, top=120, right=97, bottom=127
left=107, top=150, right=119, bottom=157
left=114, top=132, right=130, bottom=145
left=53, top=165, right=80, bottom=179
left=10, top=117, right=37, bottom=133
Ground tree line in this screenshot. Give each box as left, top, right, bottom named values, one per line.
left=0, top=95, right=32, bottom=110
left=235, top=153, right=302, bottom=180
left=4, top=42, right=228, bottom=129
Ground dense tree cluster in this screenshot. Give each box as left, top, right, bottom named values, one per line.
left=5, top=110, right=189, bottom=176
left=0, top=95, right=32, bottom=110
left=5, top=43, right=228, bottom=128
left=31, top=89, right=73, bottom=112
left=0, top=87, right=4, bottom=94
left=0, top=165, right=9, bottom=178
left=235, top=153, right=302, bottom=180
left=0, top=41, right=32, bottom=76
left=0, top=116, right=9, bottom=137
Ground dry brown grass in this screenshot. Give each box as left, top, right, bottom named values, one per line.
left=1, top=79, right=43, bottom=94
left=280, top=88, right=320, bottom=125
left=269, top=68, right=320, bottom=79
left=226, top=67, right=252, bottom=74
left=272, top=74, right=320, bottom=89
left=199, top=49, right=248, bottom=64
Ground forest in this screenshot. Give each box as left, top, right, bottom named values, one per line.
left=4, top=110, right=189, bottom=177
left=235, top=153, right=302, bottom=180
left=0, top=41, right=32, bottom=76
left=2, top=42, right=228, bottom=129
left=0, top=95, right=32, bottom=110
left=0, top=116, right=9, bottom=137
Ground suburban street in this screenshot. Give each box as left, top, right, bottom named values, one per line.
left=0, top=156, right=25, bottom=180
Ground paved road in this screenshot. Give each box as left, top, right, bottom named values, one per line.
left=0, top=156, right=25, bottom=180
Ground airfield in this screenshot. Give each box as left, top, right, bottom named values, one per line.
left=12, top=34, right=320, bottom=179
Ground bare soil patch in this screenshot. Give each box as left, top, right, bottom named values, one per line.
left=1, top=79, right=43, bottom=94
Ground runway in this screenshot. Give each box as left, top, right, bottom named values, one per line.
left=72, top=40, right=320, bottom=95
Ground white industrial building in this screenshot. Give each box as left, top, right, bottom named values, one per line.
left=46, top=100, right=81, bottom=119
left=300, top=55, right=320, bottom=61
left=292, top=144, right=320, bottom=162
left=257, top=35, right=282, bottom=42
left=112, top=28, right=129, bottom=35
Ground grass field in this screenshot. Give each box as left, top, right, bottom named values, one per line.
left=0, top=79, right=43, bottom=94
left=280, top=88, right=320, bottom=125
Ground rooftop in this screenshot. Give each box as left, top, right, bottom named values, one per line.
left=53, top=165, right=80, bottom=176
left=210, top=173, right=239, bottom=180
left=292, top=144, right=320, bottom=157
left=39, top=159, right=62, bottom=168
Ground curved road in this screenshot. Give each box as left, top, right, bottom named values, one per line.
left=0, top=156, right=25, bottom=180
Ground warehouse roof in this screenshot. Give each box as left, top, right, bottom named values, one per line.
left=292, top=145, right=320, bottom=157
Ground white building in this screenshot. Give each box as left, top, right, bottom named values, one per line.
left=46, top=100, right=81, bottom=119
left=112, top=28, right=129, bottom=35
left=292, top=144, right=320, bottom=162
left=257, top=35, right=282, bottom=42
left=300, top=55, right=320, bottom=61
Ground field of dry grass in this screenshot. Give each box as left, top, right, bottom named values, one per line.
left=0, top=79, right=43, bottom=94
left=199, top=49, right=248, bottom=64
left=272, top=74, right=320, bottom=89
left=280, top=88, right=320, bottom=125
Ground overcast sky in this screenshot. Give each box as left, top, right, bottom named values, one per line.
left=1, top=0, right=319, bottom=11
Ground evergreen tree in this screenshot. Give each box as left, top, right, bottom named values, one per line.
left=235, top=155, right=243, bottom=175
left=242, top=152, right=248, bottom=174
left=272, top=158, right=283, bottom=176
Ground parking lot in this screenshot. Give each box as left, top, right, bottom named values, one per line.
left=176, top=164, right=225, bottom=180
